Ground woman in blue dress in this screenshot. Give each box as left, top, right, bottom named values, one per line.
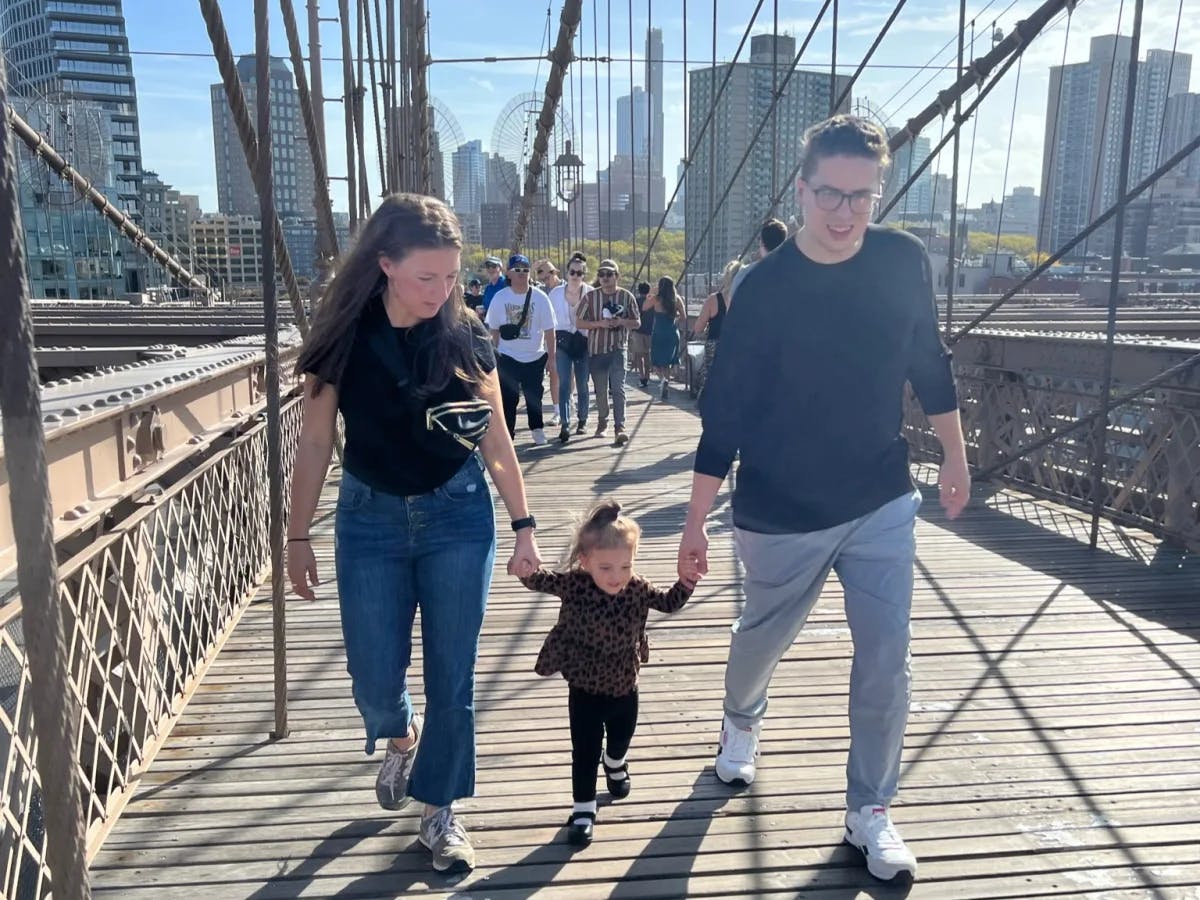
left=649, top=276, right=683, bottom=400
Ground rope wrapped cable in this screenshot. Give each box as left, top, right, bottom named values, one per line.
left=198, top=0, right=309, bottom=337
left=511, top=0, right=583, bottom=251
left=279, top=0, right=339, bottom=259
left=6, top=107, right=209, bottom=297
left=255, top=0, right=290, bottom=740
left=411, top=0, right=432, bottom=195
left=0, top=63, right=93, bottom=900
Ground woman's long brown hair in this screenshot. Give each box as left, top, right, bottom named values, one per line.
left=296, top=193, right=484, bottom=397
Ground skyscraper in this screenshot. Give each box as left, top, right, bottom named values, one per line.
left=882, top=131, right=933, bottom=223
left=1161, top=92, right=1200, bottom=181
left=2, top=0, right=147, bottom=290
left=616, top=87, right=649, bottom=159
left=452, top=140, right=487, bottom=215
left=685, top=34, right=850, bottom=279
left=1039, top=35, right=1191, bottom=257
left=646, top=27, right=664, bottom=181
left=211, top=55, right=316, bottom=219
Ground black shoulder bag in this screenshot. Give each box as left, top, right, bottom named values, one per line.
left=367, top=327, right=492, bottom=454
left=497, top=288, right=533, bottom=340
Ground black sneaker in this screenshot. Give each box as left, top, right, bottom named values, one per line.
left=639, top=377, right=649, bottom=388
left=559, top=425, right=571, bottom=444
left=575, top=422, right=586, bottom=435
left=661, top=381, right=669, bottom=400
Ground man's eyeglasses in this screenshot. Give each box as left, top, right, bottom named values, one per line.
left=510, top=267, right=530, bottom=274
left=568, top=269, right=586, bottom=277
left=598, top=269, right=616, bottom=277
left=810, top=186, right=880, bottom=214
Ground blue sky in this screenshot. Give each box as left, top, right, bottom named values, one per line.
left=121, top=0, right=1196, bottom=215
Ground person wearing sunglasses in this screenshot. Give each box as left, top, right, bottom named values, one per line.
left=484, top=253, right=558, bottom=446
left=547, top=251, right=593, bottom=442
left=287, top=194, right=543, bottom=875
left=575, top=257, right=640, bottom=445
left=678, top=115, right=969, bottom=886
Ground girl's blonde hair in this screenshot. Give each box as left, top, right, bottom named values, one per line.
left=563, top=499, right=641, bottom=569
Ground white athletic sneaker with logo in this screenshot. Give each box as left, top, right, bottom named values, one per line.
left=531, top=428, right=548, bottom=446
left=844, top=804, right=918, bottom=882
left=714, top=715, right=760, bottom=785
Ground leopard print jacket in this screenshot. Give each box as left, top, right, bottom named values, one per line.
left=520, top=568, right=692, bottom=697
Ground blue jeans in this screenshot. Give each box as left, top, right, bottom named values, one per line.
left=556, top=345, right=590, bottom=426
left=725, top=489, right=921, bottom=810
left=334, top=455, right=496, bottom=807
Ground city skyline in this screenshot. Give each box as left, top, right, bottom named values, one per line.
left=3, top=0, right=1197, bottom=247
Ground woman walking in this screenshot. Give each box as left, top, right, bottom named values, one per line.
left=648, top=276, right=684, bottom=400
left=286, top=194, right=543, bottom=875
left=548, top=251, right=593, bottom=443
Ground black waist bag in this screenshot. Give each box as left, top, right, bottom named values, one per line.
left=498, top=288, right=533, bottom=340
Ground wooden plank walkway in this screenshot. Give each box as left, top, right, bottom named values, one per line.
left=90, top=384, right=1200, bottom=899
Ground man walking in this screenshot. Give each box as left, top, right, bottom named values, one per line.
left=575, top=258, right=639, bottom=446
left=480, top=255, right=507, bottom=314
left=676, top=115, right=970, bottom=884
left=485, top=254, right=556, bottom=445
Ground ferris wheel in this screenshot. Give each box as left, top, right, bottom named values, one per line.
left=490, top=92, right=575, bottom=198
left=430, top=96, right=465, bottom=201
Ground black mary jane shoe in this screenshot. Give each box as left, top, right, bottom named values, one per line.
left=566, top=811, right=595, bottom=846
left=603, top=762, right=631, bottom=799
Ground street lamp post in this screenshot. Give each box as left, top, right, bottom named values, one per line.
left=553, top=139, right=584, bottom=252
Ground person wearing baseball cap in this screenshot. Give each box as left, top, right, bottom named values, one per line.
left=481, top=255, right=507, bottom=314
left=574, top=257, right=640, bottom=445
left=533, top=259, right=563, bottom=424
left=484, top=253, right=557, bottom=445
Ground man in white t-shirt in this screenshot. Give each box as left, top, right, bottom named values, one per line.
left=485, top=253, right=557, bottom=444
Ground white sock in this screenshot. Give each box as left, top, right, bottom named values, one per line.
left=573, top=800, right=596, bottom=816
left=603, top=750, right=627, bottom=771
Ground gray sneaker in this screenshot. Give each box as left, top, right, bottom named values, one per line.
left=374, top=713, right=421, bottom=810
left=419, top=805, right=476, bottom=873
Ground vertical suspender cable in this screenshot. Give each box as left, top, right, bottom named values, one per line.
left=830, top=0, right=838, bottom=115
left=339, top=0, right=357, bottom=225
left=592, top=0, right=602, bottom=255
left=387, top=0, right=400, bottom=191
left=629, top=0, right=637, bottom=276
left=707, top=0, right=716, bottom=279
left=281, top=0, right=340, bottom=259
left=361, top=0, right=387, bottom=196
left=1080, top=0, right=1126, bottom=263
left=354, top=0, right=371, bottom=215
left=413, top=0, right=431, bottom=194
left=307, top=0, right=327, bottom=157
left=772, top=0, right=778, bottom=198
left=606, top=2, right=613, bottom=260
left=0, top=57, right=93, bottom=900
left=255, top=0, right=288, bottom=741
left=1089, top=0, right=1143, bottom=548
left=945, top=0, right=966, bottom=335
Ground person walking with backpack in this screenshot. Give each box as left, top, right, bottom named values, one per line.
left=575, top=258, right=639, bottom=446
left=485, top=253, right=557, bottom=445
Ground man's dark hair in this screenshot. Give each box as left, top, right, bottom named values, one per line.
left=637, top=281, right=651, bottom=295
left=799, top=114, right=890, bottom=181
left=760, top=219, right=787, bottom=252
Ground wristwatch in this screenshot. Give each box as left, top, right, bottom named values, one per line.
left=511, top=515, right=537, bottom=532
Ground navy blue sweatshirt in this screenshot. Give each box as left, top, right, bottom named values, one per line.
left=694, top=225, right=958, bottom=533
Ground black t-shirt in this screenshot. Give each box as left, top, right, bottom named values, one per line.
left=635, top=293, right=654, bottom=335
left=695, top=225, right=958, bottom=533
left=329, top=297, right=496, bottom=497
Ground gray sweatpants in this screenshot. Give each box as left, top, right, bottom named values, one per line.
left=725, top=489, right=922, bottom=810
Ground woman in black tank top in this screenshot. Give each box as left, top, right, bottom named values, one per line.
left=691, top=259, right=743, bottom=390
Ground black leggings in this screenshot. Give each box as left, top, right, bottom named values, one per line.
left=568, top=686, right=638, bottom=803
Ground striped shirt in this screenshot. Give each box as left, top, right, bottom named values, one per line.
left=577, top=287, right=640, bottom=356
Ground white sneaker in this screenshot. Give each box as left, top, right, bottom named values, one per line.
left=714, top=715, right=759, bottom=785
left=531, top=428, right=548, bottom=446
left=844, top=804, right=918, bottom=882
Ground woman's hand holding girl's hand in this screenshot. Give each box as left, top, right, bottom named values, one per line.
left=508, top=529, right=542, bottom=579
